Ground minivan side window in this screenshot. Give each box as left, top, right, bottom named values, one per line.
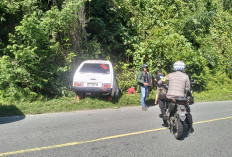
left=79, top=63, right=110, bottom=74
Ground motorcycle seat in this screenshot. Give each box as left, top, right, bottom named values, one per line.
left=173, top=97, right=187, bottom=101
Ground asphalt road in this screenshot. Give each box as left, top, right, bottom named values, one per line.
left=0, top=101, right=232, bottom=157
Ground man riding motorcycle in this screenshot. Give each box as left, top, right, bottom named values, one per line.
left=158, top=61, right=194, bottom=133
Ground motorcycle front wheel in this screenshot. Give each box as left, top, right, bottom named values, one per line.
left=173, top=118, right=185, bottom=140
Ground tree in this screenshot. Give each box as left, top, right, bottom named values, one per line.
left=0, top=0, right=84, bottom=101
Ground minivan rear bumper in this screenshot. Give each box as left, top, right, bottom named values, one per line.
left=72, top=86, right=112, bottom=95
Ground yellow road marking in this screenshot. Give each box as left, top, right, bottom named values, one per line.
left=193, top=116, right=232, bottom=124
left=1, top=115, right=232, bottom=156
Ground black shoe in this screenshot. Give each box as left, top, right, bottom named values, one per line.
left=188, top=127, right=194, bottom=133
left=163, top=115, right=167, bottom=121
left=159, top=114, right=163, bottom=118
left=162, top=120, right=168, bottom=127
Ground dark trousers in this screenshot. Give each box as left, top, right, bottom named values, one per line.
left=158, top=94, right=193, bottom=127
left=158, top=94, right=169, bottom=121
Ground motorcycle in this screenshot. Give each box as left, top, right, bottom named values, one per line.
left=166, top=97, right=189, bottom=140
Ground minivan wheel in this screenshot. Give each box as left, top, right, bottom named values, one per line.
left=115, top=88, right=122, bottom=97
left=76, top=93, right=82, bottom=101
left=108, top=96, right=113, bottom=101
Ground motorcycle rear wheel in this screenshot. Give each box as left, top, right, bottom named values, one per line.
left=173, top=118, right=185, bottom=140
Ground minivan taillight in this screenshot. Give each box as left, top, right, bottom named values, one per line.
left=103, top=83, right=111, bottom=88
left=74, top=82, right=83, bottom=87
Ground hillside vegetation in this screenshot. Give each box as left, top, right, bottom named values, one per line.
left=0, top=0, right=232, bottom=104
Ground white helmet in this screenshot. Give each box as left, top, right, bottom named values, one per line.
left=173, top=61, right=185, bottom=71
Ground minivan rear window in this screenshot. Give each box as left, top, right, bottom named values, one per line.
left=79, top=63, right=110, bottom=74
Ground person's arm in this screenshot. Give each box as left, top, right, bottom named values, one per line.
left=148, top=74, right=153, bottom=87
left=165, top=74, right=169, bottom=81
left=138, top=72, right=144, bottom=84
left=155, top=75, right=158, bottom=83
left=164, top=74, right=169, bottom=84
left=185, top=75, right=190, bottom=91
left=163, top=74, right=169, bottom=89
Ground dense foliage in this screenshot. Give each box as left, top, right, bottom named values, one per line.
left=0, top=0, right=232, bottom=101
left=121, top=0, right=232, bottom=91
left=0, top=0, right=85, bottom=101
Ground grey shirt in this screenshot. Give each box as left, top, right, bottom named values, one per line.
left=166, top=71, right=190, bottom=99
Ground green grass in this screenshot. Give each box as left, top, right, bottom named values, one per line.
left=194, top=87, right=232, bottom=102
left=0, top=88, right=232, bottom=117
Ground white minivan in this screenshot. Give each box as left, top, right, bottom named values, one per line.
left=72, top=60, right=120, bottom=98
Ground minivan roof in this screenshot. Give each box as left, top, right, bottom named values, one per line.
left=82, top=60, right=112, bottom=64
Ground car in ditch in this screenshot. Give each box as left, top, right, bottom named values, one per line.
left=72, top=60, right=120, bottom=99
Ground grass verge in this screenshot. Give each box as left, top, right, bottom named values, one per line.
left=0, top=88, right=232, bottom=117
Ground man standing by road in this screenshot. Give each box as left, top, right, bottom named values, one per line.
left=158, top=61, right=194, bottom=133
left=138, top=64, right=152, bottom=111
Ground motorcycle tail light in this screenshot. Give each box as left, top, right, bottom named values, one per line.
left=74, top=82, right=83, bottom=87
left=180, top=108, right=185, bottom=112
left=178, top=101, right=185, bottom=105
left=103, top=83, right=111, bottom=88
